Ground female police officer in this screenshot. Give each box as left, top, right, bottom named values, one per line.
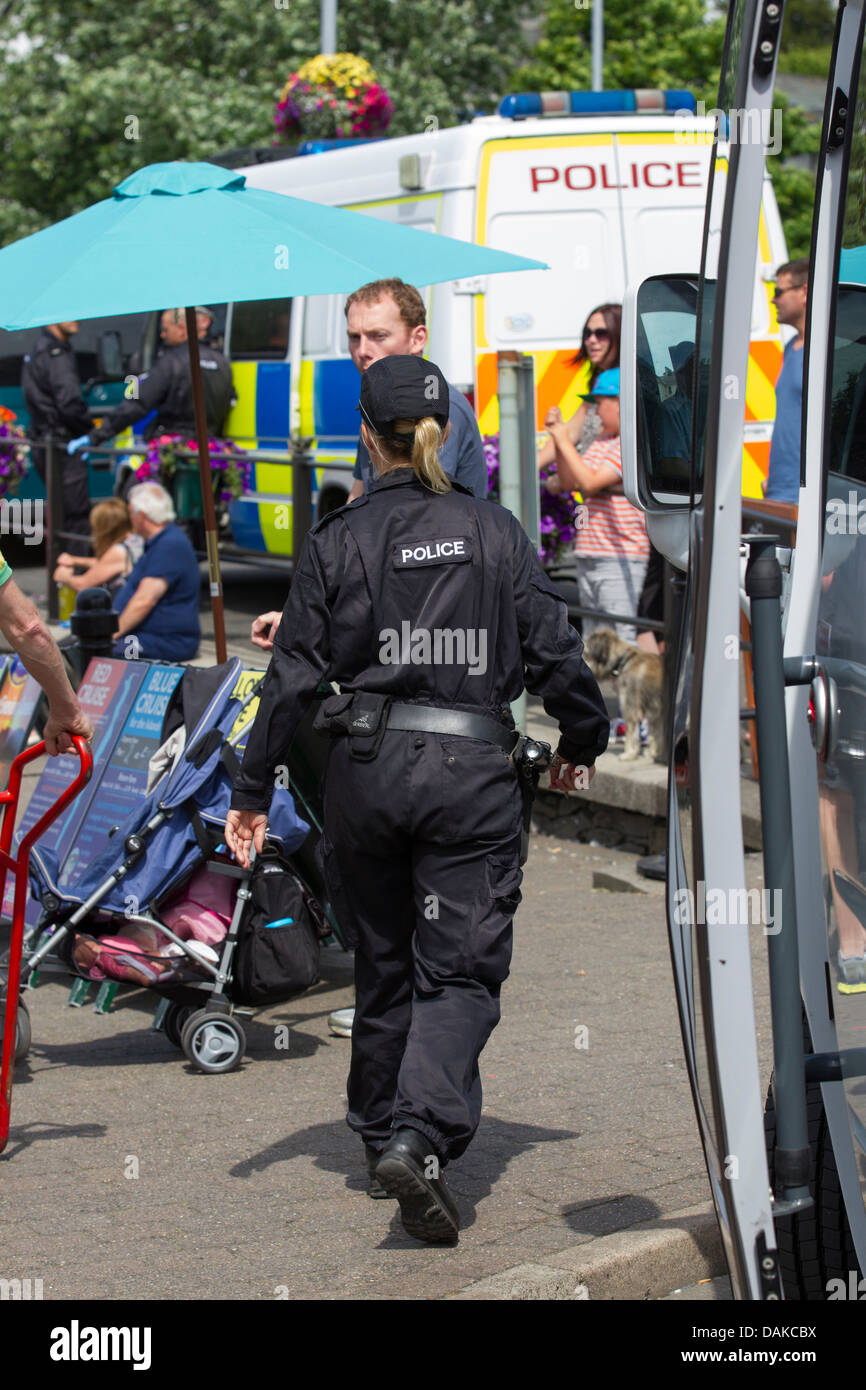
left=226, top=355, right=609, bottom=1244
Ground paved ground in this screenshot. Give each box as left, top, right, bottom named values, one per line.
left=0, top=557, right=775, bottom=1300
left=0, top=812, right=773, bottom=1300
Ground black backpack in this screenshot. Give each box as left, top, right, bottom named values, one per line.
left=234, top=851, right=325, bottom=1005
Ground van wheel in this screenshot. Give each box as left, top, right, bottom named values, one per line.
left=764, top=1019, right=861, bottom=1299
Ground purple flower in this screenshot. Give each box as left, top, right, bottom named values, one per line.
left=483, top=433, right=578, bottom=565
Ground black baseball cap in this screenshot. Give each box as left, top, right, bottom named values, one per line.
left=358, top=355, right=450, bottom=442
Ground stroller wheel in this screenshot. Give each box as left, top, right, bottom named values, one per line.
left=1, top=997, right=31, bottom=1063
left=181, top=1010, right=246, bottom=1074
left=15, top=1001, right=31, bottom=1061
left=163, top=1002, right=194, bottom=1050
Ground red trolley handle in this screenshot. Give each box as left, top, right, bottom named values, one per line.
left=0, top=735, right=93, bottom=1154
left=0, top=735, right=94, bottom=868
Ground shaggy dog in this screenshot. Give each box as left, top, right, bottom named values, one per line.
left=582, top=627, right=663, bottom=761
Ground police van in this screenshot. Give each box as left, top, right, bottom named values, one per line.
left=0, top=89, right=788, bottom=556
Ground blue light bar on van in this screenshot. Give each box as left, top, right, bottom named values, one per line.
left=298, top=137, right=382, bottom=155
left=498, top=90, right=696, bottom=119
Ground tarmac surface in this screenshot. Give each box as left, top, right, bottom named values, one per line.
left=0, top=557, right=775, bottom=1301
left=0, top=803, right=772, bottom=1301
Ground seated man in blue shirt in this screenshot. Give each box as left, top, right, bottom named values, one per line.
left=112, top=483, right=201, bottom=661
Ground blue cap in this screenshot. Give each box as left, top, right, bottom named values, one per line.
left=581, top=367, right=620, bottom=399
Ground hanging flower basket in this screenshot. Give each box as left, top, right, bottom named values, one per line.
left=483, top=434, right=579, bottom=568
left=275, top=53, right=392, bottom=143
left=135, top=435, right=252, bottom=521
left=0, top=407, right=28, bottom=500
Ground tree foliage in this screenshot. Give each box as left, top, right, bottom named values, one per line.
left=511, top=0, right=726, bottom=102
left=0, top=0, right=535, bottom=245
left=513, top=0, right=827, bottom=261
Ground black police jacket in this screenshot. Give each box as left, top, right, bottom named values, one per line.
left=89, top=342, right=235, bottom=445
left=231, top=467, right=610, bottom=813
left=21, top=331, right=92, bottom=441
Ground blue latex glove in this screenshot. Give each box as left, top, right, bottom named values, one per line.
left=67, top=436, right=90, bottom=456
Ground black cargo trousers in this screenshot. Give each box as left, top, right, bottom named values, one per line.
left=31, top=442, right=92, bottom=554
left=322, top=723, right=524, bottom=1166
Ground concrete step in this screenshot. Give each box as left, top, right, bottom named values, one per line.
left=525, top=701, right=763, bottom=852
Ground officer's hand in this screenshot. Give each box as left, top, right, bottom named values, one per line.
left=547, top=758, right=595, bottom=793
left=250, top=611, right=281, bottom=652
left=225, top=809, right=268, bottom=868
left=67, top=436, right=90, bottom=457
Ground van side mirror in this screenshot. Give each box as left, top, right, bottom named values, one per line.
left=97, top=329, right=124, bottom=381
left=621, top=273, right=711, bottom=570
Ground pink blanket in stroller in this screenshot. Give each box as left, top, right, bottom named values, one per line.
left=71, top=864, right=235, bottom=987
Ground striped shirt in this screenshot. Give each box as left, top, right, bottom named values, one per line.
left=573, top=435, right=650, bottom=559
left=0, top=549, right=11, bottom=587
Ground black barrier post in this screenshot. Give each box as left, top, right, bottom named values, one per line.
left=45, top=439, right=64, bottom=622
left=68, top=588, right=118, bottom=684
left=291, top=438, right=314, bottom=562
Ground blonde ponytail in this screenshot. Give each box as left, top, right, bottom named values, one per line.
left=411, top=416, right=450, bottom=493
left=367, top=415, right=451, bottom=493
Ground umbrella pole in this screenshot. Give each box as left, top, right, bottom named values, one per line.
left=185, top=307, right=227, bottom=664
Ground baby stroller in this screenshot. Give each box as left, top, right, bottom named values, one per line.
left=15, top=657, right=340, bottom=1076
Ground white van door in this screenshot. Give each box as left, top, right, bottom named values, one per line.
left=474, top=133, right=627, bottom=435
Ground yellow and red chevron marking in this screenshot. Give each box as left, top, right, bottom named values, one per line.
left=475, top=350, right=592, bottom=436
left=477, top=339, right=781, bottom=498
left=746, top=338, right=782, bottom=424
left=743, top=438, right=771, bottom=497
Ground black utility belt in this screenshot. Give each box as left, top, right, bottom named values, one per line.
left=312, top=690, right=520, bottom=761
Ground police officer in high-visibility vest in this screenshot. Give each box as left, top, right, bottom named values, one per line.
left=226, top=355, right=609, bottom=1244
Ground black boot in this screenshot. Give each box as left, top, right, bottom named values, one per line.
left=364, top=1144, right=391, bottom=1199
left=375, top=1127, right=459, bottom=1243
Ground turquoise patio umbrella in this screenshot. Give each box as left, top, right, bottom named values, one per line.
left=840, top=245, right=866, bottom=285
left=0, top=161, right=547, bottom=657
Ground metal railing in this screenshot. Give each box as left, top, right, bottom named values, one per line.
left=33, top=437, right=312, bottom=618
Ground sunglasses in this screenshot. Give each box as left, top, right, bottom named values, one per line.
left=584, top=327, right=611, bottom=341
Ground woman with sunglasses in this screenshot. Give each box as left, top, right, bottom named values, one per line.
left=537, top=303, right=621, bottom=478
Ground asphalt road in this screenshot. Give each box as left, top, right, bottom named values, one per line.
left=0, top=820, right=775, bottom=1302
left=0, top=555, right=773, bottom=1302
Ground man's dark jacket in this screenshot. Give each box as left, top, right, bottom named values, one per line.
left=89, top=342, right=235, bottom=445
left=21, top=331, right=91, bottom=442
